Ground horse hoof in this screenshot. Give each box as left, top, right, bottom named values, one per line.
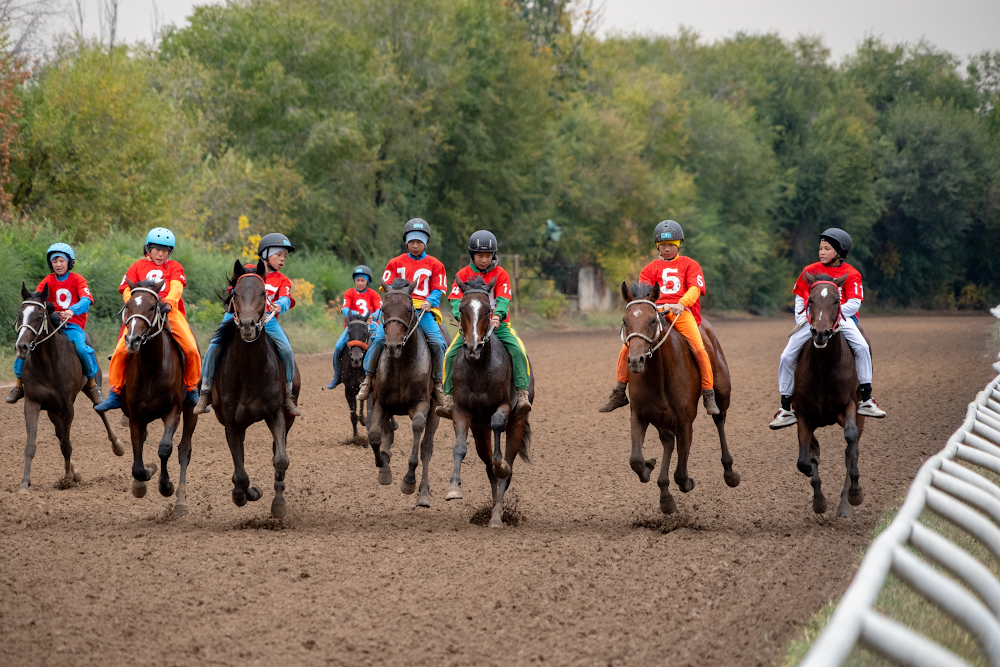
left=112, top=439, right=125, bottom=457
left=17, top=486, right=28, bottom=494
left=173, top=502, right=189, bottom=518
left=849, top=487, right=864, bottom=506
left=271, top=501, right=287, bottom=519
left=159, top=480, right=175, bottom=498
left=493, top=460, right=511, bottom=479
left=247, top=486, right=263, bottom=502
left=378, top=468, right=392, bottom=486
left=445, top=488, right=463, bottom=501
left=132, top=480, right=147, bottom=498
left=837, top=504, right=852, bottom=518
left=488, top=516, right=504, bottom=528
left=813, top=497, right=828, bottom=514
left=660, top=496, right=677, bottom=515
left=796, top=459, right=813, bottom=477
left=73, top=471, right=82, bottom=482
left=144, top=463, right=158, bottom=480
left=232, top=490, right=247, bottom=507
left=400, top=478, right=416, bottom=495
left=416, top=495, right=431, bottom=508
left=679, top=478, right=695, bottom=493
left=724, top=470, right=741, bottom=488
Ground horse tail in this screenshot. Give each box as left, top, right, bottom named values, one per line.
left=518, top=419, right=531, bottom=463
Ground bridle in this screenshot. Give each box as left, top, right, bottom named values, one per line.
left=460, top=287, right=495, bottom=355
left=15, top=300, right=68, bottom=353
left=121, top=287, right=167, bottom=346
left=230, top=273, right=274, bottom=342
left=382, top=292, right=425, bottom=347
left=620, top=299, right=680, bottom=359
left=804, top=280, right=843, bottom=336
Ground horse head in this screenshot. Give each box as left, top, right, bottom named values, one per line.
left=457, top=275, right=497, bottom=361
left=620, top=281, right=662, bottom=375
left=380, top=278, right=415, bottom=359
left=804, top=272, right=847, bottom=349
left=14, top=282, right=53, bottom=359
left=229, top=259, right=269, bottom=342
left=123, top=278, right=166, bottom=353
left=346, top=316, right=369, bottom=367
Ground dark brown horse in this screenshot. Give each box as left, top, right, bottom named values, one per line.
left=340, top=316, right=371, bottom=440
left=208, top=260, right=301, bottom=519
left=366, top=279, right=447, bottom=507
left=619, top=282, right=740, bottom=514
left=445, top=276, right=533, bottom=528
left=13, top=284, right=123, bottom=490
left=792, top=272, right=865, bottom=517
left=120, top=279, right=198, bottom=516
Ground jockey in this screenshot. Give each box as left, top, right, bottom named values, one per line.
left=769, top=228, right=886, bottom=428
left=193, top=233, right=301, bottom=416
left=436, top=230, right=532, bottom=419
left=7, top=243, right=103, bottom=405
left=95, top=228, right=202, bottom=412
left=599, top=220, right=720, bottom=415
left=327, top=264, right=382, bottom=389
left=356, top=218, right=449, bottom=405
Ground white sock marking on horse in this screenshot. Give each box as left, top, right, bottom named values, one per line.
left=470, top=300, right=482, bottom=348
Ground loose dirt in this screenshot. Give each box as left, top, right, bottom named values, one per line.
left=0, top=316, right=995, bottom=667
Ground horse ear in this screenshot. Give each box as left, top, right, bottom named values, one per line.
left=380, top=278, right=391, bottom=293
left=39, top=283, right=49, bottom=301
left=621, top=282, right=632, bottom=302
left=456, top=277, right=468, bottom=292
left=485, top=276, right=497, bottom=293
left=833, top=274, right=848, bottom=287
left=126, top=278, right=138, bottom=291
left=232, top=260, right=243, bottom=283
left=256, top=258, right=266, bottom=277
left=803, top=272, right=817, bottom=286
left=151, top=280, right=165, bottom=294
left=401, top=281, right=413, bottom=295
left=21, top=282, right=30, bottom=300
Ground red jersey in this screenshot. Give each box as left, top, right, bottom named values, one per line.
left=119, top=258, right=188, bottom=315
left=639, top=256, right=706, bottom=324
left=36, top=273, right=93, bottom=329
left=342, top=287, right=382, bottom=320
left=793, top=262, right=863, bottom=312
left=382, top=253, right=448, bottom=303
left=448, top=264, right=514, bottom=323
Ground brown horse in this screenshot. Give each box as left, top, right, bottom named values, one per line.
left=340, top=316, right=371, bottom=440
left=792, top=272, right=865, bottom=517
left=120, top=279, right=198, bottom=516
left=13, top=284, right=124, bottom=490
left=445, top=275, right=533, bottom=528
left=619, top=282, right=740, bottom=514
left=208, top=260, right=301, bottom=518
left=366, top=279, right=447, bottom=507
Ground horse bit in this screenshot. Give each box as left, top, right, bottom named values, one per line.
left=620, top=299, right=684, bottom=359
left=15, top=300, right=68, bottom=352
left=120, top=287, right=167, bottom=345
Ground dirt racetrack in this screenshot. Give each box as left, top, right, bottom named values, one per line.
left=0, top=315, right=996, bottom=667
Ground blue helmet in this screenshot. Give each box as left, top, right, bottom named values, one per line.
left=46, top=242, right=76, bottom=271
left=145, top=227, right=176, bottom=255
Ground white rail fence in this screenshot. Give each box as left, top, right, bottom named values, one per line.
left=802, top=364, right=1000, bottom=667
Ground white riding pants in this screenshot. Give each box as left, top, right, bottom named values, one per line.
left=778, top=317, right=873, bottom=396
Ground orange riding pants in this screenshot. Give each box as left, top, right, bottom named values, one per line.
left=108, top=310, right=202, bottom=392
left=616, top=310, right=713, bottom=390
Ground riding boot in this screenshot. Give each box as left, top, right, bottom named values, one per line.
left=432, top=382, right=447, bottom=406
left=82, top=377, right=103, bottom=405
left=514, top=389, right=532, bottom=416
left=435, top=394, right=454, bottom=420
left=192, top=383, right=213, bottom=415
left=284, top=381, right=303, bottom=417
left=598, top=382, right=628, bottom=413
left=5, top=379, right=23, bottom=404
left=702, top=389, right=721, bottom=415
left=357, top=374, right=374, bottom=401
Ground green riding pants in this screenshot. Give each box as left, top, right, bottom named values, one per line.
left=443, top=322, right=530, bottom=393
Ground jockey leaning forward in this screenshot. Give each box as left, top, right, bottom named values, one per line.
left=327, top=264, right=382, bottom=390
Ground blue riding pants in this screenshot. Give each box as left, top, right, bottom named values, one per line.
left=363, top=314, right=445, bottom=381
left=14, top=322, right=97, bottom=379
left=202, top=313, right=296, bottom=384
left=332, top=329, right=349, bottom=381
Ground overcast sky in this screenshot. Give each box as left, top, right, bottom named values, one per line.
left=73, top=0, right=1000, bottom=62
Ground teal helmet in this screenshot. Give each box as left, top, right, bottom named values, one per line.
left=145, top=228, right=176, bottom=256
left=46, top=243, right=76, bottom=271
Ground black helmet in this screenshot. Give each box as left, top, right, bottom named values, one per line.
left=819, top=228, right=852, bottom=259
left=468, top=230, right=498, bottom=255
left=403, top=218, right=431, bottom=245
left=258, top=232, right=295, bottom=257
left=653, top=220, right=684, bottom=244
left=352, top=265, right=373, bottom=282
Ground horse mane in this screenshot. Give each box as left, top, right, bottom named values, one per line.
left=462, top=275, right=489, bottom=292
left=134, top=279, right=162, bottom=291
left=810, top=273, right=835, bottom=283
left=215, top=316, right=239, bottom=348
left=629, top=281, right=656, bottom=300
left=347, top=314, right=368, bottom=324
left=388, top=278, right=411, bottom=291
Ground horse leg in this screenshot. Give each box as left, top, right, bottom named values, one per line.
left=20, top=399, right=42, bottom=491
left=367, top=401, right=389, bottom=480
left=799, top=422, right=826, bottom=514
left=129, top=419, right=158, bottom=498
left=836, top=409, right=863, bottom=517
left=416, top=409, right=438, bottom=508
left=50, top=407, right=80, bottom=486
left=173, top=407, right=195, bottom=517
left=712, top=412, right=740, bottom=488
left=628, top=411, right=655, bottom=483
left=491, top=405, right=511, bottom=480
left=490, top=470, right=512, bottom=529
left=90, top=371, right=125, bottom=456
left=157, top=405, right=181, bottom=498
left=401, top=403, right=427, bottom=497
left=447, top=411, right=471, bottom=500
left=225, top=423, right=260, bottom=507
left=672, top=421, right=695, bottom=493
left=348, top=387, right=359, bottom=438
left=378, top=410, right=395, bottom=486
left=266, top=413, right=290, bottom=519
left=654, top=426, right=677, bottom=514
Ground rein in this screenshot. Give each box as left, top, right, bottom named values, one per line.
left=121, top=287, right=167, bottom=347
left=15, top=300, right=69, bottom=352
left=620, top=299, right=680, bottom=359
left=230, top=273, right=274, bottom=342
